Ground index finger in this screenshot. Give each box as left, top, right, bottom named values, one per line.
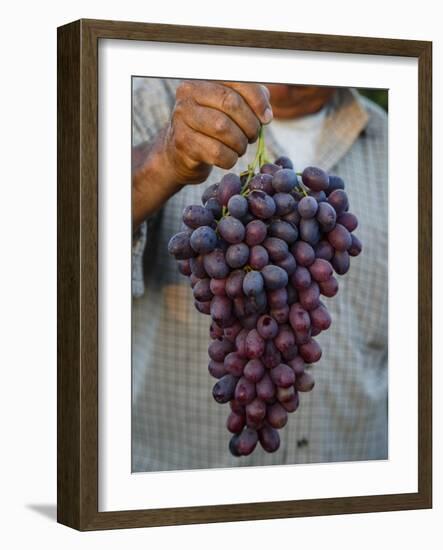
left=221, top=82, right=273, bottom=125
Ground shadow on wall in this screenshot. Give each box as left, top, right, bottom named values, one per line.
left=26, top=503, right=57, bottom=522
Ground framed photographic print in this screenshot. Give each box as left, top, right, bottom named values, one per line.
left=57, top=19, right=432, bottom=530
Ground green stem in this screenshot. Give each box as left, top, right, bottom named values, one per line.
left=297, top=184, right=309, bottom=197
left=241, top=125, right=269, bottom=193
left=294, top=172, right=309, bottom=197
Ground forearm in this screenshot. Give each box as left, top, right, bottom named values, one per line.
left=132, top=129, right=182, bottom=230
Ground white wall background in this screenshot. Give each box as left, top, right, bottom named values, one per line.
left=0, top=0, right=440, bottom=547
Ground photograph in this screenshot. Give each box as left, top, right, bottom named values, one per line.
left=1, top=0, right=438, bottom=543
left=131, top=78, right=388, bottom=473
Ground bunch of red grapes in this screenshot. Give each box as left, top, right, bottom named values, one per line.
left=168, top=151, right=362, bottom=457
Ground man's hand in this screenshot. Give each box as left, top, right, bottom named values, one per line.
left=133, top=81, right=273, bottom=229
left=165, top=81, right=273, bottom=182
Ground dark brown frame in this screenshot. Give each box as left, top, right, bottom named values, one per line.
left=57, top=18, right=432, bottom=531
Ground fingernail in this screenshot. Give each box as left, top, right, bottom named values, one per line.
left=262, top=107, right=273, bottom=124
left=260, top=84, right=271, bottom=99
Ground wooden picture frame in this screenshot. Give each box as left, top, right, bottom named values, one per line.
left=57, top=18, right=432, bottom=530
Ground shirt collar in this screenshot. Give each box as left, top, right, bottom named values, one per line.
left=265, top=88, right=369, bottom=172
